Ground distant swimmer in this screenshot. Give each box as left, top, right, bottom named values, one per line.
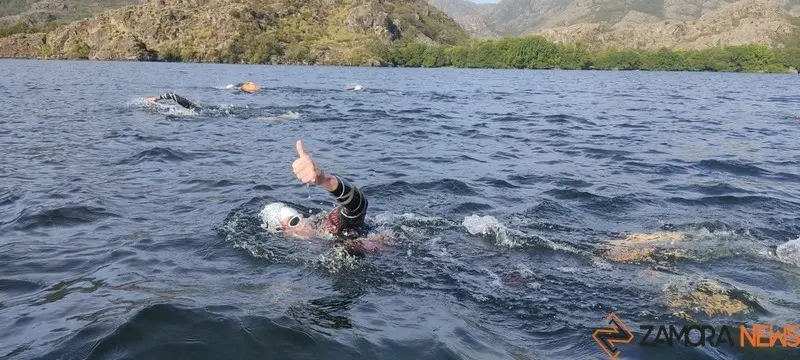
left=261, top=140, right=387, bottom=254
left=235, top=82, right=261, bottom=93
left=146, top=93, right=199, bottom=110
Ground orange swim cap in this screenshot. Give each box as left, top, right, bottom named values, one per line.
left=241, top=82, right=261, bottom=93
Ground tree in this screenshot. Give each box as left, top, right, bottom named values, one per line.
left=422, top=46, right=447, bottom=67
left=777, top=47, right=800, bottom=70
left=592, top=47, right=642, bottom=70
left=726, top=45, right=775, bottom=72
left=640, top=48, right=687, bottom=71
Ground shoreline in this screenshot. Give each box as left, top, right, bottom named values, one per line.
left=1, top=57, right=798, bottom=74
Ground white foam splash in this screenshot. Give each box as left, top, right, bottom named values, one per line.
left=590, top=257, right=614, bottom=270
left=776, top=237, right=800, bottom=267
left=219, top=211, right=276, bottom=260
left=514, top=263, right=535, bottom=278
left=217, top=104, right=236, bottom=110
left=130, top=97, right=198, bottom=117
left=425, top=236, right=462, bottom=265
left=214, top=84, right=237, bottom=90
left=557, top=267, right=579, bottom=274
left=462, top=215, right=527, bottom=248
left=259, top=111, right=301, bottom=121
left=316, top=246, right=360, bottom=273
left=482, top=268, right=504, bottom=288
left=373, top=212, right=443, bottom=225
left=527, top=282, right=542, bottom=290
left=669, top=227, right=770, bottom=261
left=371, top=212, right=452, bottom=241
left=512, top=263, right=542, bottom=290
left=345, top=84, right=363, bottom=91
left=462, top=215, right=581, bottom=254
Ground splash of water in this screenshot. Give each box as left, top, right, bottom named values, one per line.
left=656, top=227, right=771, bottom=262
left=462, top=214, right=522, bottom=247
left=462, top=215, right=582, bottom=255
left=315, top=245, right=361, bottom=273
left=129, top=97, right=198, bottom=117
left=776, top=237, right=800, bottom=267
left=260, top=111, right=301, bottom=121
left=345, top=84, right=363, bottom=91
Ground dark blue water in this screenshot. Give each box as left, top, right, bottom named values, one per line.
left=2, top=60, right=800, bottom=360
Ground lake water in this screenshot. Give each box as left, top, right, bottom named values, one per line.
left=1, top=60, right=800, bottom=360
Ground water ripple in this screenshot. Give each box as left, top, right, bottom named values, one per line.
left=8, top=206, right=121, bottom=231
left=1, top=62, right=799, bottom=360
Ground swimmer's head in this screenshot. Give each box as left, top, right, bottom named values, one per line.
left=260, top=202, right=313, bottom=237
left=241, top=82, right=261, bottom=93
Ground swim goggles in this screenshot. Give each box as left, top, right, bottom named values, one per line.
left=287, top=215, right=302, bottom=228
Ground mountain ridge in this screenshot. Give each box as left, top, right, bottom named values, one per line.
left=0, top=0, right=466, bottom=64
left=428, top=0, right=800, bottom=40
left=0, top=0, right=147, bottom=26
left=534, top=0, right=797, bottom=50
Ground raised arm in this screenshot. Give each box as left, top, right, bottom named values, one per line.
left=292, top=140, right=368, bottom=232
left=326, top=174, right=367, bottom=222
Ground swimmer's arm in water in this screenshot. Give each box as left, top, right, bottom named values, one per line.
left=345, top=233, right=389, bottom=254
left=146, top=93, right=198, bottom=109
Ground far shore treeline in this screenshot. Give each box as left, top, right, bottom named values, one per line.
left=2, top=18, right=800, bottom=73
left=384, top=38, right=800, bottom=73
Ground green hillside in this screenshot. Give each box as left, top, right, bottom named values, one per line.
left=0, top=0, right=467, bottom=65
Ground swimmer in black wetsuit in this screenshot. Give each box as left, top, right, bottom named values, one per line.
left=261, top=140, right=386, bottom=253
left=146, top=82, right=259, bottom=109
left=146, top=93, right=199, bottom=109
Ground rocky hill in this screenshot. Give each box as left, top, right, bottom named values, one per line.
left=428, top=0, right=800, bottom=37
left=428, top=0, right=496, bottom=37
left=535, top=0, right=797, bottom=50
left=0, top=1, right=145, bottom=26
left=0, top=0, right=467, bottom=64
left=481, top=0, right=569, bottom=35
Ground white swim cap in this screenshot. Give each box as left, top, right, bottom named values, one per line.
left=260, top=202, right=300, bottom=231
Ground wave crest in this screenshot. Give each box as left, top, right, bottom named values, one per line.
left=776, top=237, right=800, bottom=268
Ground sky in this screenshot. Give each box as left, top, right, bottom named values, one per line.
left=470, top=0, right=501, bottom=3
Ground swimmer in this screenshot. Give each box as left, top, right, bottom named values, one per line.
left=262, top=140, right=386, bottom=254
left=146, top=93, right=199, bottom=109
left=146, top=82, right=258, bottom=109
left=235, top=82, right=261, bottom=93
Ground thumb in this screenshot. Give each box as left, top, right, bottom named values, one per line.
left=296, top=140, right=309, bottom=158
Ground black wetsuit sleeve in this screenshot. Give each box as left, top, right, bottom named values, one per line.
left=157, top=93, right=197, bottom=109
left=328, top=175, right=368, bottom=231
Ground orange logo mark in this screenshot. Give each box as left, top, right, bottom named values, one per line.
left=593, top=312, right=635, bottom=360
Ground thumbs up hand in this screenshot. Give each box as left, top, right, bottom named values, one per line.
left=292, top=140, right=337, bottom=191
left=292, top=140, right=321, bottom=185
